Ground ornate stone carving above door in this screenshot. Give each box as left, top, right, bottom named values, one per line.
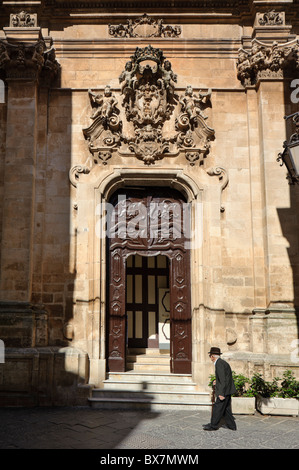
left=82, top=45, right=215, bottom=166
left=108, top=13, right=181, bottom=38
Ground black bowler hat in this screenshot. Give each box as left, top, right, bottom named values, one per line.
left=208, top=347, right=222, bottom=356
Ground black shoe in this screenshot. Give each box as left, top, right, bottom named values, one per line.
left=203, top=424, right=217, bottom=431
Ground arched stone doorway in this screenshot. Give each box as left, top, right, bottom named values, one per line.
left=107, top=187, right=192, bottom=374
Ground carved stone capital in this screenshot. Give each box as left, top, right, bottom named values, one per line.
left=0, top=39, right=60, bottom=84
left=237, top=39, right=299, bottom=87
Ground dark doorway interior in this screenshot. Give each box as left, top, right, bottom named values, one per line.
left=126, top=254, right=169, bottom=349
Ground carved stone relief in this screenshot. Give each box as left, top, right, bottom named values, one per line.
left=0, top=39, right=60, bottom=82
left=256, top=10, right=284, bottom=27
left=10, top=11, right=37, bottom=28
left=237, top=38, right=299, bottom=87
left=108, top=14, right=181, bottom=38
left=82, top=45, right=215, bottom=166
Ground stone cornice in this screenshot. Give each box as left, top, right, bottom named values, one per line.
left=45, top=0, right=241, bottom=9
left=51, top=37, right=242, bottom=59
left=0, top=1, right=298, bottom=31
left=1, top=0, right=296, bottom=20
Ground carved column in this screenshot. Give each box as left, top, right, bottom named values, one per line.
left=0, top=29, right=59, bottom=303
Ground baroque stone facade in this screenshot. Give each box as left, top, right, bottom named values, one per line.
left=0, top=0, right=299, bottom=405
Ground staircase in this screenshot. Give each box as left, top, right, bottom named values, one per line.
left=88, top=349, right=211, bottom=410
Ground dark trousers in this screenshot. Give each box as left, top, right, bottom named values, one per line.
left=211, top=395, right=236, bottom=430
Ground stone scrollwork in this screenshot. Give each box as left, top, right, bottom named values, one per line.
left=237, top=38, right=299, bottom=87
left=108, top=13, right=181, bottom=38
left=207, top=167, right=229, bottom=212
left=69, top=165, right=91, bottom=188
left=82, top=45, right=214, bottom=166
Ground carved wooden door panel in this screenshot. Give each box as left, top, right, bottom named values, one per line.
left=107, top=188, right=192, bottom=374
left=169, top=249, right=192, bottom=374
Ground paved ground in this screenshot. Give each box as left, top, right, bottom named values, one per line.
left=0, top=406, right=298, bottom=452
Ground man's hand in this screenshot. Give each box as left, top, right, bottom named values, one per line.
left=219, top=395, right=225, bottom=400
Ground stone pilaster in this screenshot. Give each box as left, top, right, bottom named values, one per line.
left=0, top=30, right=59, bottom=304
left=237, top=30, right=298, bottom=310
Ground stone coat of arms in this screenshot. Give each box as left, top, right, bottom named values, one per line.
left=83, top=45, right=214, bottom=165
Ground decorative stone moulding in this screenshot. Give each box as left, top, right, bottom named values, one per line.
left=82, top=45, right=215, bottom=168
left=237, top=38, right=299, bottom=87
left=0, top=38, right=60, bottom=83
left=108, top=13, right=181, bottom=38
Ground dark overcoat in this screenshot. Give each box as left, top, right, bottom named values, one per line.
left=215, top=357, right=236, bottom=397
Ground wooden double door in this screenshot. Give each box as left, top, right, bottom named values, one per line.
left=107, top=188, right=192, bottom=374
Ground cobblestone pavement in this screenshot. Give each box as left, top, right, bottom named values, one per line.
left=0, top=406, right=298, bottom=451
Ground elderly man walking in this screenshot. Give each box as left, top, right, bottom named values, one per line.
left=203, top=347, right=237, bottom=431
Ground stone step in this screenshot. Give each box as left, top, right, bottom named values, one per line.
left=89, top=348, right=210, bottom=410
left=128, top=348, right=169, bottom=356
left=127, top=362, right=171, bottom=372
left=89, top=391, right=211, bottom=411
left=103, top=379, right=197, bottom=392
left=89, top=398, right=211, bottom=411
left=92, top=388, right=210, bottom=403
left=106, top=371, right=195, bottom=383
left=90, top=369, right=211, bottom=410
left=126, top=348, right=171, bottom=372
left=127, top=354, right=170, bottom=364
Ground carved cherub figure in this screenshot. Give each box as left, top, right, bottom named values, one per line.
left=180, top=85, right=211, bottom=121
left=119, top=61, right=137, bottom=94
left=161, top=60, right=177, bottom=96
left=269, top=41, right=284, bottom=72
left=88, top=85, right=118, bottom=121
left=32, top=40, right=45, bottom=68
left=250, top=43, right=265, bottom=72
left=237, top=50, right=252, bottom=85
left=0, top=42, right=10, bottom=68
